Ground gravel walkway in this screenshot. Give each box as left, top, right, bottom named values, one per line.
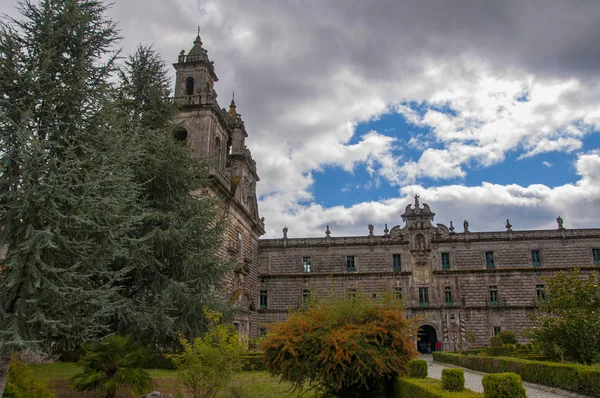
left=422, top=355, right=588, bottom=398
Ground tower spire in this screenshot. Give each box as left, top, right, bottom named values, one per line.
left=228, top=91, right=237, bottom=116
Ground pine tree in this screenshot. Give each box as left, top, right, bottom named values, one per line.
left=111, top=45, right=233, bottom=348
left=0, top=1, right=140, bottom=395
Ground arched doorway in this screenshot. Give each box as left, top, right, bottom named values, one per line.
left=417, top=324, right=438, bottom=354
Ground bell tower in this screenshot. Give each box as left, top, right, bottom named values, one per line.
left=172, top=32, right=265, bottom=337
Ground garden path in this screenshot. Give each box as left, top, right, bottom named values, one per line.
left=422, top=354, right=588, bottom=398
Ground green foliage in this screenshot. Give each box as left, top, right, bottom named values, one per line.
left=70, top=335, right=151, bottom=398
left=167, top=309, right=245, bottom=398
left=395, top=377, right=483, bottom=397
left=433, top=352, right=600, bottom=397
left=465, top=331, right=477, bottom=345
left=441, top=368, right=464, bottom=392
left=4, top=355, right=55, bottom=398
left=495, top=332, right=517, bottom=345
left=409, top=359, right=428, bottom=378
left=489, top=336, right=502, bottom=348
left=111, top=45, right=232, bottom=348
left=481, top=373, right=526, bottom=398
left=0, top=0, right=139, bottom=358
left=524, top=269, right=600, bottom=364
left=241, top=352, right=266, bottom=371
left=117, top=45, right=177, bottom=130
left=261, top=293, right=417, bottom=397
left=484, top=345, right=514, bottom=357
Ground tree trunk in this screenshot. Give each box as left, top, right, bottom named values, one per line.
left=0, top=355, right=11, bottom=398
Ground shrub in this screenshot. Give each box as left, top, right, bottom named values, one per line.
left=71, top=335, right=151, bottom=398
left=433, top=352, right=600, bottom=397
left=241, top=352, right=265, bottom=371
left=524, top=269, right=600, bottom=364
left=442, top=368, right=465, bottom=392
left=395, top=377, right=482, bottom=397
left=489, top=336, right=502, bottom=348
left=261, top=293, right=417, bottom=397
left=482, top=373, right=526, bottom=398
left=4, top=355, right=56, bottom=398
left=496, top=331, right=517, bottom=345
left=484, top=345, right=513, bottom=357
left=168, top=309, right=245, bottom=398
left=408, top=359, right=428, bottom=378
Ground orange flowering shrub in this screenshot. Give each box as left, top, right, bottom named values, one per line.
left=261, top=293, right=417, bottom=397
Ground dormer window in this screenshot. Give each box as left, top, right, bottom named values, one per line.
left=185, top=77, right=194, bottom=96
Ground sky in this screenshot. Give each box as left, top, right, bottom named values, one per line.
left=4, top=0, right=600, bottom=238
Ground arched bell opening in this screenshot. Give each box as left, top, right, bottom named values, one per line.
left=185, top=77, right=194, bottom=96
left=173, top=126, right=188, bottom=143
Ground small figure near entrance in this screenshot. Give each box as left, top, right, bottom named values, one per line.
left=435, top=340, right=441, bottom=352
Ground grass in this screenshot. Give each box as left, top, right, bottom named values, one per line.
left=29, top=363, right=316, bottom=397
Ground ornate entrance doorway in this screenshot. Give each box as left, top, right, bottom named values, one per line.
left=417, top=324, right=438, bottom=353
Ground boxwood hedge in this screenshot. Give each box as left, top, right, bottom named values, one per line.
left=433, top=352, right=600, bottom=397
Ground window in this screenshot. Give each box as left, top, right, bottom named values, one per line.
left=303, top=289, right=311, bottom=303
left=444, top=286, right=452, bottom=307
left=259, top=290, right=267, bottom=310
left=259, top=327, right=266, bottom=337
left=494, top=326, right=501, bottom=335
left=536, top=284, right=546, bottom=302
left=347, top=288, right=356, bottom=298
left=173, top=126, right=188, bottom=142
left=185, top=77, right=195, bottom=96
left=485, top=251, right=495, bottom=269
left=237, top=232, right=243, bottom=255
left=532, top=250, right=541, bottom=267
left=441, top=252, right=451, bottom=270
left=418, top=287, right=429, bottom=307
left=214, top=136, right=222, bottom=169
left=489, top=286, right=498, bottom=306
left=303, top=257, right=311, bottom=273
left=593, top=249, right=600, bottom=266
left=395, top=287, right=403, bottom=300
left=393, top=254, right=402, bottom=272
left=346, top=256, right=355, bottom=272
left=233, top=322, right=240, bottom=332
left=371, top=293, right=377, bottom=299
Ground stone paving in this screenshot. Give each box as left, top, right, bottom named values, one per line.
left=421, top=355, right=587, bottom=398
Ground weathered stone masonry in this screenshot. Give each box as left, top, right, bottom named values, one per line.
left=172, top=34, right=600, bottom=346
left=256, top=198, right=600, bottom=346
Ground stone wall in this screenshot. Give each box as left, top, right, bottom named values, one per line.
left=257, top=220, right=600, bottom=345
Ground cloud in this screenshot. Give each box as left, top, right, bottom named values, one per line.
left=271, top=151, right=600, bottom=238
left=542, top=161, right=553, bottom=168
left=4, top=0, right=600, bottom=238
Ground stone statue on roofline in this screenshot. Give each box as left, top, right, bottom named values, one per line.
left=556, top=216, right=564, bottom=229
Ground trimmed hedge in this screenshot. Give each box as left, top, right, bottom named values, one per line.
left=484, top=345, right=513, bottom=357
left=395, top=377, right=482, bottom=397
left=481, top=373, right=526, bottom=398
left=442, top=368, right=465, bottom=392
left=241, top=352, right=265, bottom=371
left=433, top=352, right=600, bottom=397
left=489, top=336, right=502, bottom=348
left=409, top=359, right=428, bottom=378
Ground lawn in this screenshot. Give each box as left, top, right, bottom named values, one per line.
left=29, top=363, right=316, bottom=398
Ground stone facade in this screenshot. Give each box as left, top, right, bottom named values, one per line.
left=172, top=34, right=265, bottom=337
left=256, top=196, right=600, bottom=347
left=174, top=34, right=600, bottom=346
